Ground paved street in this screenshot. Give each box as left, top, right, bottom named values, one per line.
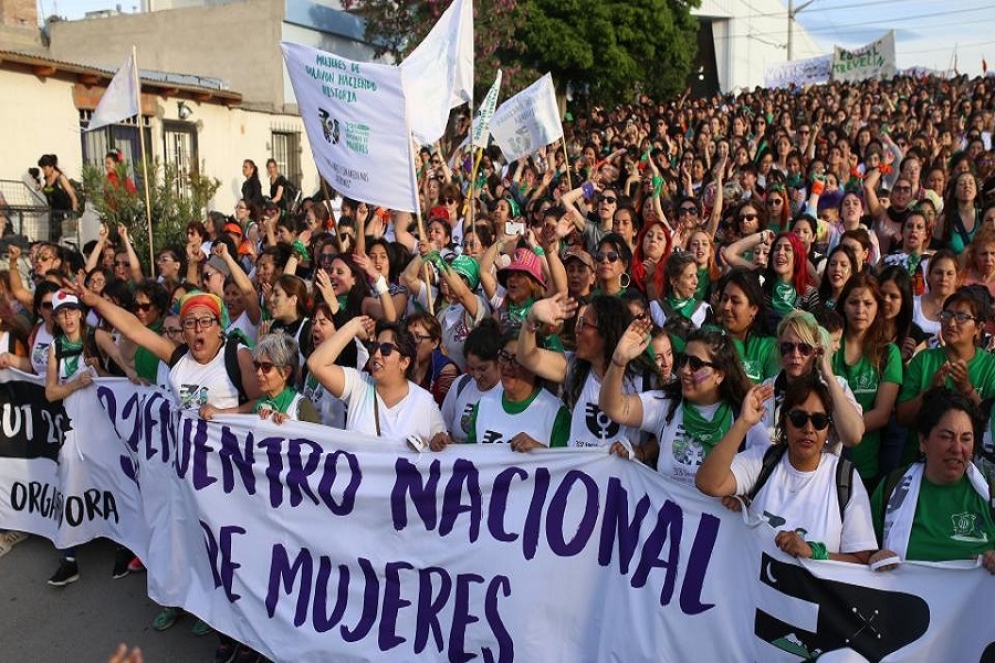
left=1, top=536, right=215, bottom=662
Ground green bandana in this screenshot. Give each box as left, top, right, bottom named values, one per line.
left=695, top=268, right=709, bottom=300
left=666, top=293, right=698, bottom=319
left=906, top=253, right=922, bottom=277
left=59, top=337, right=83, bottom=377
left=682, top=401, right=734, bottom=455
left=254, top=386, right=297, bottom=415
left=507, top=297, right=535, bottom=325
left=772, top=280, right=797, bottom=315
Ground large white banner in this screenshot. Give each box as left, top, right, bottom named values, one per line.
left=401, top=0, right=474, bottom=145
left=765, top=54, right=832, bottom=89
left=2, top=372, right=994, bottom=662
left=489, top=73, right=563, bottom=163
left=832, top=31, right=897, bottom=83
left=281, top=42, right=418, bottom=212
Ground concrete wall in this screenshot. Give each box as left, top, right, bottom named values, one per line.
left=49, top=0, right=288, bottom=109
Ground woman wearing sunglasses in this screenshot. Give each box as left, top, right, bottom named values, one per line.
left=306, top=316, right=445, bottom=440
left=760, top=311, right=864, bottom=450
left=832, top=274, right=903, bottom=488
left=897, top=286, right=995, bottom=464
left=600, top=324, right=764, bottom=484
left=697, top=376, right=877, bottom=565
left=249, top=333, right=317, bottom=424
left=592, top=232, right=632, bottom=297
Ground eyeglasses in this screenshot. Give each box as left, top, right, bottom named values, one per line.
left=575, top=316, right=596, bottom=332
left=319, top=253, right=336, bottom=263
left=893, top=186, right=912, bottom=194
left=675, top=354, right=715, bottom=372
left=939, top=310, right=978, bottom=324
left=598, top=195, right=617, bottom=204
left=799, top=129, right=811, bottom=135
left=739, top=214, right=759, bottom=222
left=182, top=316, right=218, bottom=330
left=780, top=341, right=815, bottom=357
left=370, top=341, right=401, bottom=357
left=412, top=332, right=433, bottom=343
left=235, top=205, right=247, bottom=211
left=594, top=250, right=620, bottom=263
left=678, top=207, right=698, bottom=216
left=787, top=410, right=832, bottom=431
left=443, top=197, right=457, bottom=204
left=253, top=361, right=279, bottom=373
left=766, top=198, right=783, bottom=206
left=164, top=327, right=183, bottom=336
left=135, top=303, right=155, bottom=312
left=35, top=254, right=55, bottom=263
left=497, top=349, right=520, bottom=368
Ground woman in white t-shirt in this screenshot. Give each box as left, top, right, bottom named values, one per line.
left=306, top=316, right=445, bottom=441
left=601, top=324, right=768, bottom=485
left=696, top=376, right=877, bottom=564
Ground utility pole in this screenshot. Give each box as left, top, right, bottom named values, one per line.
left=787, top=0, right=816, bottom=61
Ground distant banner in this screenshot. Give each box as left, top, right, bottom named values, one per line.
left=832, top=31, right=897, bottom=82
left=281, top=42, right=418, bottom=213
left=765, top=54, right=832, bottom=89
left=2, top=372, right=995, bottom=662
left=489, top=73, right=563, bottom=163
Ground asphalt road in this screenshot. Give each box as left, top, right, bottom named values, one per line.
left=1, top=536, right=215, bottom=662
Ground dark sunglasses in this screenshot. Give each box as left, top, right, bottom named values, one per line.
left=40, top=301, right=54, bottom=311
left=594, top=250, right=620, bottom=263
left=598, top=195, right=617, bottom=204
left=739, top=213, right=759, bottom=222
left=676, top=354, right=715, bottom=372
left=787, top=410, right=831, bottom=431
left=370, top=341, right=402, bottom=357
left=442, top=197, right=457, bottom=204
left=135, top=303, right=155, bottom=312
left=252, top=361, right=280, bottom=373
left=678, top=207, right=698, bottom=216
left=779, top=341, right=815, bottom=357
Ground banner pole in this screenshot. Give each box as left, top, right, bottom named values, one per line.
left=132, top=44, right=155, bottom=270
left=562, top=139, right=572, bottom=191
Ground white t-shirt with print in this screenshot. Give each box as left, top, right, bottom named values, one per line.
left=339, top=367, right=445, bottom=440
left=569, top=370, right=644, bottom=448
left=168, top=347, right=241, bottom=411
left=440, top=375, right=500, bottom=444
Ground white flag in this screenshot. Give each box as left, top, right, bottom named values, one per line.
left=281, top=42, right=419, bottom=213
left=87, top=53, right=139, bottom=132
left=489, top=73, right=563, bottom=163
left=471, top=69, right=502, bottom=149
left=401, top=0, right=474, bottom=144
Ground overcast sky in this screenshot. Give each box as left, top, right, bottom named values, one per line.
left=38, top=0, right=995, bottom=78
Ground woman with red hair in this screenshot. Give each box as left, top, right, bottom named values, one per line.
left=764, top=185, right=791, bottom=234
left=762, top=231, right=819, bottom=328
left=631, top=219, right=672, bottom=302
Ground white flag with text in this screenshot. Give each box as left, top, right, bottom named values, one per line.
left=489, top=73, right=563, bottom=163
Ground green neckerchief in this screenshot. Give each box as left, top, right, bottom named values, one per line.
left=665, top=293, right=698, bottom=319
left=772, top=279, right=797, bottom=315
left=682, top=401, right=734, bottom=455
left=906, top=252, right=922, bottom=277
left=506, top=297, right=535, bottom=324
left=695, top=268, right=709, bottom=300
left=336, top=295, right=348, bottom=311
left=60, top=336, right=83, bottom=377
left=254, top=386, right=297, bottom=414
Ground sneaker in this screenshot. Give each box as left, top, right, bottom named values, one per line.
left=112, top=548, right=132, bottom=579
left=127, top=557, right=145, bottom=573
left=191, top=618, right=214, bottom=637
left=48, top=559, right=80, bottom=587
left=153, top=606, right=183, bottom=631
left=0, top=531, right=28, bottom=559
left=214, top=642, right=239, bottom=663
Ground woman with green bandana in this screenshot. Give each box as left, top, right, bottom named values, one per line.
left=249, top=333, right=317, bottom=424
left=650, top=251, right=709, bottom=329
left=715, top=268, right=780, bottom=384
left=762, top=231, right=820, bottom=329
left=601, top=324, right=767, bottom=485
left=832, top=274, right=903, bottom=488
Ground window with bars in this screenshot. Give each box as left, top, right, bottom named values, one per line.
left=79, top=111, right=152, bottom=189
left=270, top=131, right=302, bottom=189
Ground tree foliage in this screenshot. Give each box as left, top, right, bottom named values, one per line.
left=341, top=0, right=700, bottom=104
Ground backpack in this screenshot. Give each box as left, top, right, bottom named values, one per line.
left=878, top=464, right=995, bottom=525
left=168, top=338, right=249, bottom=404
left=746, top=444, right=855, bottom=520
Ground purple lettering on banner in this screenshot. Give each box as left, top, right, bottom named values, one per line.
left=340, top=557, right=380, bottom=643
left=482, top=575, right=514, bottom=663
left=545, top=470, right=598, bottom=557
left=487, top=467, right=528, bottom=543
left=175, top=417, right=195, bottom=478
left=265, top=543, right=313, bottom=626
left=448, top=572, right=484, bottom=663
left=192, top=418, right=218, bottom=490
left=391, top=457, right=441, bottom=531
left=312, top=557, right=350, bottom=633
left=414, top=567, right=451, bottom=654
left=439, top=459, right=482, bottom=542
left=200, top=521, right=246, bottom=603
left=121, top=390, right=143, bottom=452
left=96, top=385, right=117, bottom=423
left=286, top=437, right=322, bottom=507
left=218, top=426, right=256, bottom=495
left=147, top=392, right=173, bottom=464
left=679, top=513, right=719, bottom=615
left=597, top=477, right=652, bottom=572
left=379, top=560, right=414, bottom=650
left=630, top=499, right=682, bottom=607
left=141, top=392, right=164, bottom=461
left=317, top=449, right=362, bottom=516
left=522, top=467, right=551, bottom=560
left=256, top=436, right=287, bottom=507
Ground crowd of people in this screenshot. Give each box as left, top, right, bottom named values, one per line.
left=3, top=71, right=995, bottom=662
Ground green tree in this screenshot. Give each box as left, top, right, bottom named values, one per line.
left=82, top=160, right=220, bottom=274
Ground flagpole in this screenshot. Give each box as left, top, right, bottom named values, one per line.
left=132, top=44, right=155, bottom=269
left=408, top=137, right=434, bottom=314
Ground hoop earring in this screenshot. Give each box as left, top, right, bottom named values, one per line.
left=619, top=273, right=631, bottom=290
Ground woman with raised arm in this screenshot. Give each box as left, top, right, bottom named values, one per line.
left=696, top=376, right=877, bottom=565
left=600, top=322, right=768, bottom=484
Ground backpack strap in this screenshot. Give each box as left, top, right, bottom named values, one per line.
left=455, top=373, right=473, bottom=399
left=878, top=466, right=909, bottom=527
left=224, top=340, right=249, bottom=405
left=835, top=457, right=855, bottom=520
left=746, top=444, right=788, bottom=505
left=167, top=343, right=188, bottom=369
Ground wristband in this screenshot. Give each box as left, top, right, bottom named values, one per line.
left=525, top=318, right=540, bottom=334
left=373, top=275, right=389, bottom=296
left=810, top=179, right=825, bottom=196
left=611, top=356, right=627, bottom=368
left=582, top=182, right=595, bottom=200
left=808, top=541, right=829, bottom=561
left=532, top=246, right=545, bottom=256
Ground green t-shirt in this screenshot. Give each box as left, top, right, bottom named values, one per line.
left=466, top=388, right=571, bottom=447
left=733, top=334, right=780, bottom=384
left=898, top=348, right=995, bottom=464
left=832, top=340, right=903, bottom=479
left=871, top=472, right=995, bottom=562
left=135, top=319, right=164, bottom=383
